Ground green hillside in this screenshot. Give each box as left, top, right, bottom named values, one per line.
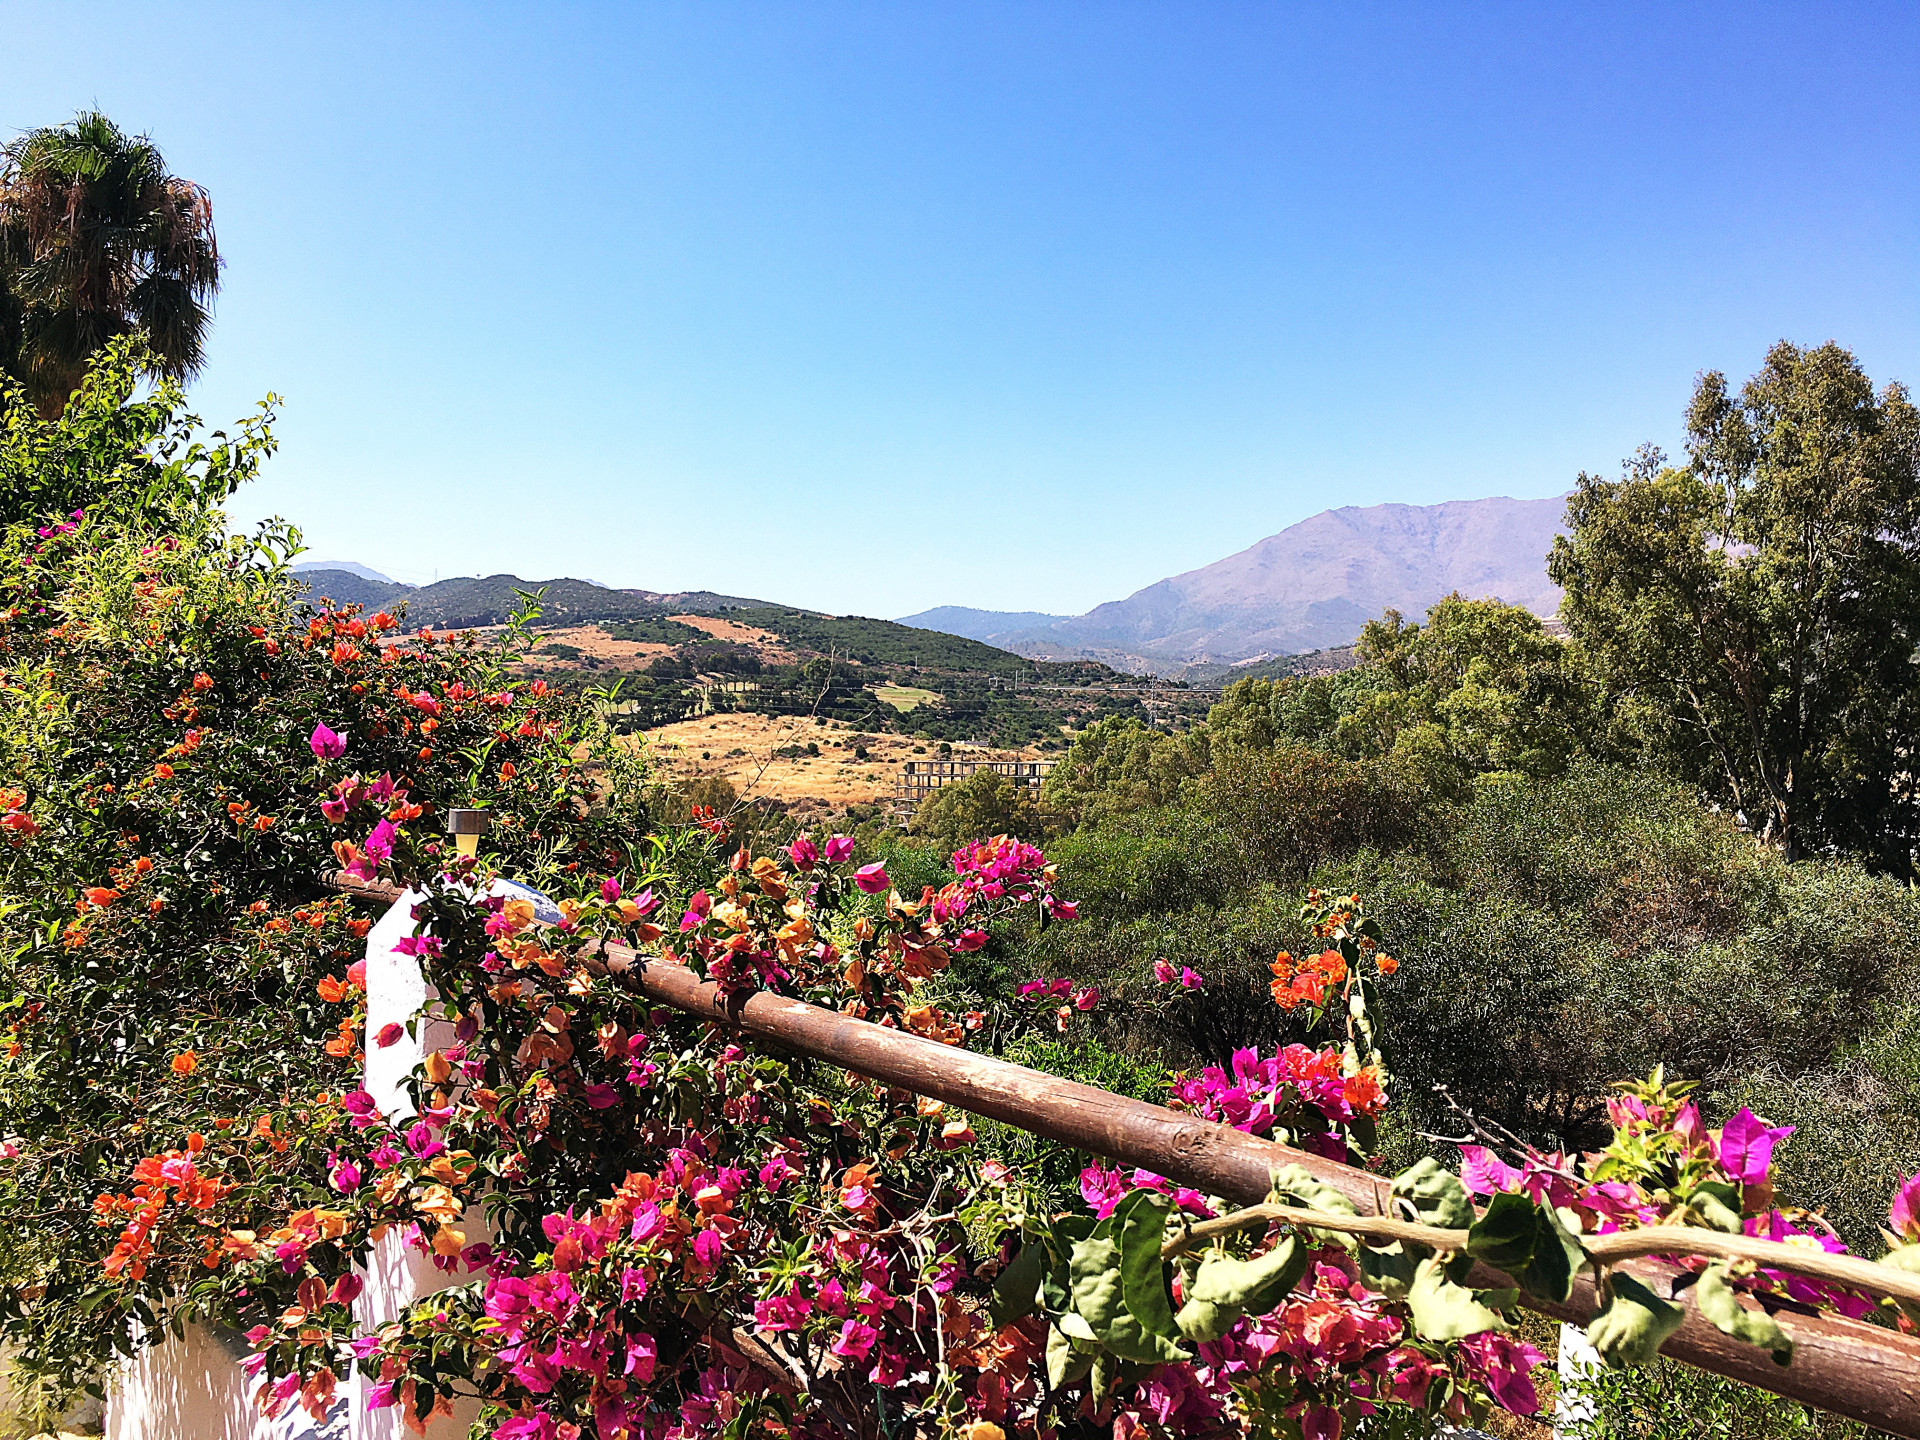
left=728, top=608, right=1030, bottom=670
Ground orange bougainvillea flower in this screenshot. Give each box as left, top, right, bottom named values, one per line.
left=316, top=975, right=347, bottom=1003
left=1377, top=954, right=1398, bottom=975
left=81, top=887, right=120, bottom=908
left=323, top=1022, right=357, bottom=1058
left=153, top=763, right=174, bottom=780
left=1342, top=1065, right=1387, bottom=1118
left=171, top=1051, right=198, bottom=1076
left=132, top=856, right=153, bottom=875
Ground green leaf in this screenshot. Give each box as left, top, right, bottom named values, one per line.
left=1519, top=1205, right=1587, bottom=1305
left=1407, top=1256, right=1510, bottom=1342
left=1040, top=1213, right=1096, bottom=1320
left=1695, top=1262, right=1792, bottom=1365
left=1114, top=1190, right=1187, bottom=1356
left=1394, top=1157, right=1476, bottom=1230
left=1045, top=1324, right=1092, bottom=1389
left=1090, top=1349, right=1120, bottom=1404
left=1269, top=1163, right=1361, bottom=1249
left=990, top=1234, right=1047, bottom=1327
left=1467, top=1191, right=1538, bottom=1272
left=1173, top=1293, right=1239, bottom=1345
left=1067, top=1192, right=1189, bottom=1363
left=1356, top=1240, right=1422, bottom=1301
left=1177, top=1235, right=1309, bottom=1340
left=1587, top=1272, right=1686, bottom=1367
left=1685, top=1182, right=1744, bottom=1235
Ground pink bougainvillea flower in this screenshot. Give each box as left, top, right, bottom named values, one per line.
left=362, top=819, right=397, bottom=864
left=824, top=834, right=855, bottom=864
left=600, top=877, right=621, bottom=902
left=1458, top=1145, right=1525, bottom=1196
left=680, top=889, right=712, bottom=932
left=1072, top=986, right=1099, bottom=1011
left=375, top=1022, right=405, bottom=1048
left=309, top=723, right=346, bottom=761
left=1719, top=1108, right=1795, bottom=1185
left=1458, top=1330, right=1546, bottom=1415
left=1179, top=967, right=1204, bottom=989
left=1890, top=1170, right=1920, bottom=1242
left=329, top=1157, right=362, bottom=1192
left=831, top=1320, right=879, bottom=1362
left=853, top=862, right=890, bottom=895
left=753, top=1290, right=812, bottom=1332
left=787, top=836, right=819, bottom=870
left=1153, top=959, right=1176, bottom=984
left=624, top=1334, right=657, bottom=1382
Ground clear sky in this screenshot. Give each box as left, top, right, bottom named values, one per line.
left=9, top=3, right=1917, bottom=616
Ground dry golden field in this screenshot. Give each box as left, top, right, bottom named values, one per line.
left=635, top=713, right=1039, bottom=819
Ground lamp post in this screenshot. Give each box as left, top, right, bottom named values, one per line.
left=445, top=808, right=489, bottom=858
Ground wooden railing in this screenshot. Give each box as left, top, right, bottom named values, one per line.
left=335, top=873, right=1920, bottom=1436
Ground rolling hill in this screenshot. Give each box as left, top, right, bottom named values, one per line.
left=292, top=569, right=775, bottom=629
left=898, top=494, right=1569, bottom=670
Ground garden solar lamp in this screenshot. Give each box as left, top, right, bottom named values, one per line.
left=446, top=808, right=490, bottom=857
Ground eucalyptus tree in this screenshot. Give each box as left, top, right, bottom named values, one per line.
left=1551, top=342, right=1920, bottom=872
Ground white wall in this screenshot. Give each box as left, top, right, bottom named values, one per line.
left=106, top=885, right=527, bottom=1440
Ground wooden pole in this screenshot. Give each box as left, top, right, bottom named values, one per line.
left=590, top=942, right=1920, bottom=1437
left=332, top=877, right=1920, bottom=1435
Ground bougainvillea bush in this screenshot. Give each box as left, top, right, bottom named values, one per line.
left=0, top=347, right=651, bottom=1414
left=9, top=347, right=1920, bottom=1440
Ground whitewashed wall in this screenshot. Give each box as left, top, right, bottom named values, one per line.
left=106, top=884, right=547, bottom=1440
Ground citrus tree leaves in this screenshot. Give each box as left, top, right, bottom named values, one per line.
left=1270, top=1163, right=1361, bottom=1249
left=1393, top=1157, right=1475, bottom=1230
left=1463, top=1191, right=1587, bottom=1304
left=990, top=1227, right=1047, bottom=1327
left=1587, top=1272, right=1686, bottom=1367
left=1695, top=1263, right=1792, bottom=1366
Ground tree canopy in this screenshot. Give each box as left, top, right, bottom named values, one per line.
left=1550, top=341, right=1920, bottom=873
left=0, top=112, right=220, bottom=417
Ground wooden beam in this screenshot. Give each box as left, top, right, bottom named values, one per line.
left=331, top=876, right=1920, bottom=1435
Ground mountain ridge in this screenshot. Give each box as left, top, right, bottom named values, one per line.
left=897, top=493, right=1570, bottom=670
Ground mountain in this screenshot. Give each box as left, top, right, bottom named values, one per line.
left=292, top=570, right=776, bottom=629
left=893, top=606, right=1074, bottom=642
left=293, top=560, right=400, bottom=585
left=903, top=494, right=1569, bottom=671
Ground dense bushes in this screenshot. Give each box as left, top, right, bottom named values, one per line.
left=1005, top=754, right=1920, bottom=1241
left=0, top=349, right=645, bottom=1409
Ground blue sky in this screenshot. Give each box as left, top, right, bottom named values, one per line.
left=9, top=3, right=1917, bottom=616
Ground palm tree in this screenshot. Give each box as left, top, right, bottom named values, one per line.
left=0, top=112, right=220, bottom=417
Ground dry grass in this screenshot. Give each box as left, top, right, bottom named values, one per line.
left=635, top=713, right=1037, bottom=819
left=668, top=614, right=797, bottom=662
left=532, top=625, right=675, bottom=669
